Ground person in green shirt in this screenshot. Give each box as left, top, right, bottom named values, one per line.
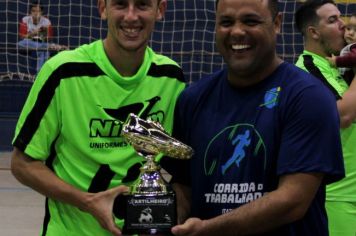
left=10, top=0, right=186, bottom=235
left=295, top=1, right=356, bottom=235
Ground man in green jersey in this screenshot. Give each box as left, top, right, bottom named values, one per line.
left=10, top=0, right=186, bottom=235
left=295, top=1, right=356, bottom=235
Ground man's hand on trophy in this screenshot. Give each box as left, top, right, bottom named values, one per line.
left=171, top=217, right=207, bottom=236
left=81, top=185, right=129, bottom=236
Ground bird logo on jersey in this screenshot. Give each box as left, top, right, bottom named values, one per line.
left=89, top=96, right=164, bottom=138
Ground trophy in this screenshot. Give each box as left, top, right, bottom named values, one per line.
left=119, top=113, right=193, bottom=235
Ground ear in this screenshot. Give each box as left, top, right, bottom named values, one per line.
left=307, top=26, right=320, bottom=40
left=97, top=0, right=107, bottom=20
left=274, top=12, right=282, bottom=34
left=156, top=0, right=167, bottom=20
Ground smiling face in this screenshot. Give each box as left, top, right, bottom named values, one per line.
left=100, top=0, right=165, bottom=54
left=215, top=0, right=281, bottom=85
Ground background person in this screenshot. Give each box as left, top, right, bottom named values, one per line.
left=18, top=1, right=67, bottom=73
left=295, top=1, right=356, bottom=235
left=11, top=0, right=186, bottom=235
left=162, top=0, right=344, bottom=235
left=326, top=13, right=356, bottom=85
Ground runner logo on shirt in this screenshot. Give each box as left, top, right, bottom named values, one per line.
left=203, top=125, right=267, bottom=207
left=204, top=124, right=266, bottom=176
left=221, top=130, right=251, bottom=174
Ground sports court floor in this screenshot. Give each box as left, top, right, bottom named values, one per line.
left=0, top=151, right=44, bottom=236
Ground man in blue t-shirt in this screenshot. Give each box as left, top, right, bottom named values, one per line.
left=161, top=0, right=344, bottom=235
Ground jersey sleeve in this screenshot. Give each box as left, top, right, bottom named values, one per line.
left=12, top=71, right=62, bottom=161
left=277, top=81, right=344, bottom=184
left=336, top=52, right=356, bottom=68
left=19, top=20, right=28, bottom=38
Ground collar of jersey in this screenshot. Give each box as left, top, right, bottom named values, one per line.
left=302, top=50, right=331, bottom=67
left=302, top=50, right=349, bottom=95
left=93, top=40, right=151, bottom=85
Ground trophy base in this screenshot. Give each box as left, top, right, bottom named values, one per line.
left=122, top=192, right=177, bottom=235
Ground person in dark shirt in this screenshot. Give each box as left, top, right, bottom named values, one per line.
left=161, top=0, right=344, bottom=235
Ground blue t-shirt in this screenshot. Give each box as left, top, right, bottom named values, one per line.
left=163, top=62, right=344, bottom=235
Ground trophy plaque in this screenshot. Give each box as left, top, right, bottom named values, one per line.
left=119, top=113, right=193, bottom=235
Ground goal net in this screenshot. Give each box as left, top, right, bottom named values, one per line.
left=0, top=0, right=355, bottom=83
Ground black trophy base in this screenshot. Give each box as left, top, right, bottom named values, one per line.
left=122, top=192, right=177, bottom=235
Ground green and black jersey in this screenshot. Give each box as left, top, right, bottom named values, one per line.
left=12, top=40, right=186, bottom=236
left=296, top=50, right=356, bottom=203
left=296, top=50, right=348, bottom=96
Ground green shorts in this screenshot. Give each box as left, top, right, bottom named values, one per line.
left=326, top=201, right=356, bottom=236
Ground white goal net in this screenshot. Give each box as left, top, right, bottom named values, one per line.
left=0, top=0, right=355, bottom=83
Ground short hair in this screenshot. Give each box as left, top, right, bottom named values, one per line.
left=30, top=1, right=43, bottom=11
left=215, top=0, right=279, bottom=18
left=295, top=0, right=336, bottom=36
left=105, top=0, right=161, bottom=4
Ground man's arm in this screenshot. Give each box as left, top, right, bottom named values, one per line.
left=171, top=172, right=323, bottom=236
left=11, top=147, right=127, bottom=236
left=337, top=76, right=356, bottom=128
left=19, top=22, right=27, bottom=39
left=336, top=45, right=356, bottom=128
